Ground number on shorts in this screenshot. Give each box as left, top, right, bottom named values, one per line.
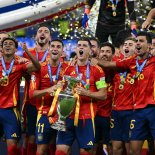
left=110, top=119, right=114, bottom=128
left=37, top=123, right=44, bottom=133
left=130, top=120, right=135, bottom=129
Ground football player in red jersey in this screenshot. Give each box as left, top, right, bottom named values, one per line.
left=93, top=42, right=115, bottom=155
left=55, top=37, right=107, bottom=155
left=29, top=39, right=68, bottom=155
left=0, top=37, right=40, bottom=155
left=92, top=31, right=155, bottom=155
left=21, top=26, right=51, bottom=155
left=110, top=37, right=136, bottom=155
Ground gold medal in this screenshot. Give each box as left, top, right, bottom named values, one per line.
left=113, top=11, right=116, bottom=16
left=0, top=76, right=9, bottom=86
left=119, top=84, right=124, bottom=90
left=130, top=78, right=134, bottom=84
left=135, top=72, right=140, bottom=78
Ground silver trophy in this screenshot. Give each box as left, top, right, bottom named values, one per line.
left=51, top=74, right=82, bottom=131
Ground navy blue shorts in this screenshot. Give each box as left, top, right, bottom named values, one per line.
left=0, top=108, right=21, bottom=140
left=57, top=118, right=95, bottom=149
left=26, top=104, right=37, bottom=136
left=95, top=115, right=110, bottom=144
left=36, top=114, right=57, bottom=144
left=130, top=106, right=155, bottom=140
left=110, top=110, right=133, bottom=142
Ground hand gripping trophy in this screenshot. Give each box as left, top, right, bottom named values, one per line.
left=49, top=74, right=82, bottom=131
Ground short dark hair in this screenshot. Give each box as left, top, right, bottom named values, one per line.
left=100, top=42, right=115, bottom=55
left=77, top=37, right=92, bottom=47
left=115, top=29, right=132, bottom=48
left=51, top=39, right=64, bottom=47
left=2, top=37, right=18, bottom=49
left=137, top=31, right=152, bottom=44
left=124, top=37, right=136, bottom=43
left=89, top=37, right=100, bottom=48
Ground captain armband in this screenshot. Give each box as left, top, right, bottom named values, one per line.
left=96, top=80, right=107, bottom=90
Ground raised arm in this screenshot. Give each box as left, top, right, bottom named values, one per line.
left=142, top=8, right=155, bottom=29
left=91, top=58, right=117, bottom=69
left=20, top=43, right=41, bottom=73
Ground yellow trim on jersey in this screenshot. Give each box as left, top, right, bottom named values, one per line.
left=95, top=65, right=103, bottom=73
left=13, top=86, right=17, bottom=106
left=48, top=88, right=62, bottom=116
left=38, top=96, right=45, bottom=112
left=13, top=107, right=20, bottom=121
left=74, top=93, right=80, bottom=126
left=36, top=111, right=42, bottom=125
left=90, top=99, right=95, bottom=137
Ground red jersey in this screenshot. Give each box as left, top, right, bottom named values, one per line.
left=0, top=60, right=27, bottom=108
left=23, top=48, right=50, bottom=106
left=112, top=72, right=133, bottom=110
left=29, top=62, right=68, bottom=115
left=64, top=65, right=106, bottom=119
left=116, top=55, right=155, bottom=109
left=112, top=52, right=124, bottom=61
left=97, top=83, right=113, bottom=117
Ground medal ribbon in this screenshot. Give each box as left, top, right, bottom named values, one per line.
left=48, top=62, right=62, bottom=84
left=120, top=71, right=127, bottom=84
left=75, top=61, right=90, bottom=90
left=133, top=54, right=150, bottom=79
left=36, top=49, right=48, bottom=62
left=109, top=0, right=119, bottom=11
left=1, top=57, right=15, bottom=76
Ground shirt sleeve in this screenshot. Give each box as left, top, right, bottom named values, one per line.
left=116, top=58, right=132, bottom=70
left=29, top=72, right=40, bottom=99
left=94, top=66, right=107, bottom=89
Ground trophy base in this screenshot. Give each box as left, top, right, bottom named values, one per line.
left=51, top=120, right=66, bottom=132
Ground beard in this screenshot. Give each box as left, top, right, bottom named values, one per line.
left=37, top=38, right=48, bottom=47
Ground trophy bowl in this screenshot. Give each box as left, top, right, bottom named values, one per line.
left=51, top=75, right=81, bottom=131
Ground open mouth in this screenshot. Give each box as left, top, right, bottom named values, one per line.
left=79, top=50, right=83, bottom=55
left=124, top=49, right=129, bottom=53
left=136, top=47, right=141, bottom=51
left=52, top=52, right=58, bottom=55
left=40, top=36, right=45, bottom=40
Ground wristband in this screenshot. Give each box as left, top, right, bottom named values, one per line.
left=85, top=8, right=90, bottom=14
left=131, top=24, right=137, bottom=30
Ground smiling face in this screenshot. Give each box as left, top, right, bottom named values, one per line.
left=76, top=40, right=91, bottom=61
left=35, top=26, right=51, bottom=47
left=49, top=41, right=63, bottom=61
left=122, top=39, right=136, bottom=58
left=2, top=39, right=17, bottom=56
left=99, top=46, right=113, bottom=61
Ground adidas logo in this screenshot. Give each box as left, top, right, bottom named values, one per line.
left=44, top=74, right=50, bottom=78
left=11, top=133, right=17, bottom=138
left=70, top=71, right=75, bottom=75
left=87, top=141, right=93, bottom=146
